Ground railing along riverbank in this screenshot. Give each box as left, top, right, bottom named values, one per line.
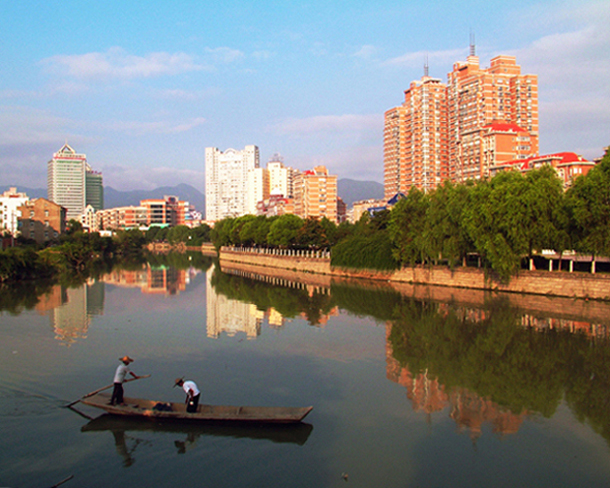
left=218, top=247, right=610, bottom=301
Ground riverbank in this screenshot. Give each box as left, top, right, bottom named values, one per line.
left=219, top=247, right=610, bottom=301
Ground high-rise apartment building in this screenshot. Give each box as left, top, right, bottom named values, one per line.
left=47, top=143, right=104, bottom=221
left=293, top=165, right=338, bottom=222
left=384, top=73, right=448, bottom=198
left=384, top=49, right=539, bottom=195
left=246, top=167, right=270, bottom=215
left=447, top=53, right=538, bottom=181
left=267, top=154, right=294, bottom=197
left=205, top=145, right=259, bottom=221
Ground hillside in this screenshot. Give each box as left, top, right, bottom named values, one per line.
left=2, top=178, right=384, bottom=213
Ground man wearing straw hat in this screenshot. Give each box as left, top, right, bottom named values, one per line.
left=174, top=378, right=201, bottom=413
left=110, top=356, right=139, bottom=406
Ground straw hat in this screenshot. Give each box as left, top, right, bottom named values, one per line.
left=120, top=356, right=134, bottom=364
left=174, top=377, right=184, bottom=387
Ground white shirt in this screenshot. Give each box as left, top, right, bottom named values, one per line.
left=182, top=380, right=200, bottom=397
left=113, top=364, right=130, bottom=383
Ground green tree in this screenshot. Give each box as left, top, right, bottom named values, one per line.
left=566, top=148, right=610, bottom=258
left=210, top=217, right=235, bottom=250
left=296, top=217, right=330, bottom=249
left=267, top=214, right=303, bottom=247
left=424, top=181, right=473, bottom=266
left=521, top=166, right=568, bottom=258
left=462, top=173, right=527, bottom=281
left=167, top=225, right=191, bottom=244
left=388, top=187, right=430, bottom=266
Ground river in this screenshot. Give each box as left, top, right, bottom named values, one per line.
left=2, top=254, right=610, bottom=487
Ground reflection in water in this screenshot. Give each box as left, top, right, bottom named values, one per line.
left=206, top=268, right=263, bottom=339
left=385, top=295, right=610, bottom=444
left=101, top=264, right=200, bottom=296
left=40, top=280, right=104, bottom=347
left=81, top=414, right=313, bottom=464
left=3, top=254, right=610, bottom=446
left=211, top=265, right=610, bottom=444
left=210, top=266, right=339, bottom=332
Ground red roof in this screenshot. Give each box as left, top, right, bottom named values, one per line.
left=482, top=122, right=527, bottom=133
left=500, top=152, right=591, bottom=169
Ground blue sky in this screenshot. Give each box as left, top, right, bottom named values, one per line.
left=1, top=0, right=608, bottom=191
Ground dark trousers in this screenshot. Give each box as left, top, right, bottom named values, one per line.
left=186, top=394, right=200, bottom=413
left=110, top=383, right=124, bottom=405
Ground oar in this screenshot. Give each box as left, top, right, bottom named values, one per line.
left=64, top=374, right=151, bottom=408
left=46, top=474, right=74, bottom=488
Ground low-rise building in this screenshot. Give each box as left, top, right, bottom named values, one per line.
left=1, top=187, right=30, bottom=236
left=17, top=198, right=66, bottom=245
left=491, top=152, right=596, bottom=188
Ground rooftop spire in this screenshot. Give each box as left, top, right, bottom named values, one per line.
left=469, top=31, right=476, bottom=57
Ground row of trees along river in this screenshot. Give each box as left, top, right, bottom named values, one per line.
left=0, top=221, right=212, bottom=284
left=1, top=147, right=608, bottom=285
left=212, top=147, right=610, bottom=281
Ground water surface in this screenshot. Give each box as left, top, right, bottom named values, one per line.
left=2, top=258, right=610, bottom=487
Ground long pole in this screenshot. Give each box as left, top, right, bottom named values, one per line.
left=64, top=374, right=151, bottom=408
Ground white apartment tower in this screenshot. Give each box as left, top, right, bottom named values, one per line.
left=205, top=145, right=260, bottom=221
left=267, top=154, right=294, bottom=197
left=246, top=167, right=270, bottom=215
left=48, top=143, right=103, bottom=221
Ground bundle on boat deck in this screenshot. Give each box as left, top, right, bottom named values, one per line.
left=79, top=392, right=313, bottom=423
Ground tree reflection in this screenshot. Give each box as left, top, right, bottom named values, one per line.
left=386, top=295, right=610, bottom=444
left=210, top=268, right=336, bottom=326
left=211, top=272, right=610, bottom=443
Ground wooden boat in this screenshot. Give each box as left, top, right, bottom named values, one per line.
left=80, top=392, right=313, bottom=424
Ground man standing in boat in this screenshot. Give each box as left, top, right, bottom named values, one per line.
left=110, top=356, right=139, bottom=405
left=174, top=378, right=201, bottom=413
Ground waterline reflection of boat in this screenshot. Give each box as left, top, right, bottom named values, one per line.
left=81, top=413, right=314, bottom=447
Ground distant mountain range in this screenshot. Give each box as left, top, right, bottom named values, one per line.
left=2, top=178, right=384, bottom=212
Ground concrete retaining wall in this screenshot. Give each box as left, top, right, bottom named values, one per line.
left=219, top=248, right=610, bottom=301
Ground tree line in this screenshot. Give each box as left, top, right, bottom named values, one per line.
left=211, top=147, right=610, bottom=281
left=0, top=221, right=212, bottom=283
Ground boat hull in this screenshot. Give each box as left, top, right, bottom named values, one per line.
left=80, top=393, right=313, bottom=424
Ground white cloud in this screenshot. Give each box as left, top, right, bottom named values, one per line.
left=204, top=47, right=245, bottom=64
left=353, top=45, right=378, bottom=60
left=270, top=114, right=381, bottom=137
left=382, top=47, right=465, bottom=69
left=508, top=1, right=610, bottom=157
left=101, top=117, right=207, bottom=136
left=252, top=50, right=274, bottom=61
left=42, top=47, right=208, bottom=80
left=0, top=106, right=74, bottom=145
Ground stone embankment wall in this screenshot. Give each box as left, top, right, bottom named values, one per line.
left=219, top=247, right=610, bottom=301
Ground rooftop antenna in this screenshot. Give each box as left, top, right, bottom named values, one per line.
left=424, top=55, right=429, bottom=77
left=469, top=31, right=476, bottom=57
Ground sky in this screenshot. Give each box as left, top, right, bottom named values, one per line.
left=0, top=0, right=608, bottom=192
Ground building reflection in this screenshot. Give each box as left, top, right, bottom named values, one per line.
left=35, top=280, right=105, bottom=346
left=206, top=267, right=339, bottom=338
left=386, top=345, right=527, bottom=440
left=102, top=264, right=196, bottom=296
left=206, top=268, right=262, bottom=339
